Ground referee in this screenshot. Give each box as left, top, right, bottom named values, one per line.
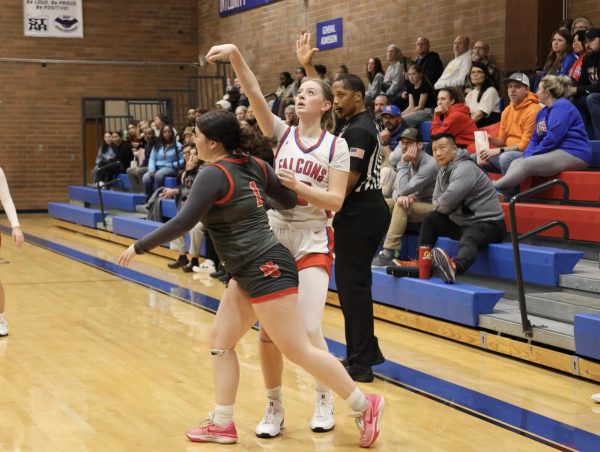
left=332, top=74, right=391, bottom=382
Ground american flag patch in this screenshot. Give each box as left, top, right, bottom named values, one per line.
left=349, top=147, right=365, bottom=159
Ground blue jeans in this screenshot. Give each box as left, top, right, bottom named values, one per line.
left=142, top=167, right=178, bottom=197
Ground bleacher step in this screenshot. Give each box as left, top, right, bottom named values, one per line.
left=479, top=300, right=575, bottom=350
left=68, top=186, right=146, bottom=212
left=559, top=260, right=600, bottom=294
left=574, top=313, right=600, bottom=360
left=525, top=291, right=600, bottom=324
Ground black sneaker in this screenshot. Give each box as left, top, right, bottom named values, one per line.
left=210, top=269, right=226, bottom=279
left=372, top=250, right=395, bottom=268
left=345, top=363, right=374, bottom=383
left=168, top=257, right=189, bottom=269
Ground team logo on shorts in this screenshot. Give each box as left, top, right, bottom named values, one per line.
left=260, top=261, right=281, bottom=278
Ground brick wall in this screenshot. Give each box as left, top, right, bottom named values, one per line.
left=0, top=1, right=198, bottom=210
left=198, top=0, right=507, bottom=96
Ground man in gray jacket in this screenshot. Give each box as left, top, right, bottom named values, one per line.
left=373, top=128, right=439, bottom=267
left=420, top=132, right=505, bottom=283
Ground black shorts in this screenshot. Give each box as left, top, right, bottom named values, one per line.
left=233, top=243, right=299, bottom=303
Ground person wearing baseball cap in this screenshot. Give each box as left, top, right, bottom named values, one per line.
left=215, top=99, right=231, bottom=111
left=477, top=72, right=541, bottom=174
left=372, top=127, right=438, bottom=268
left=570, top=28, right=600, bottom=139
left=379, top=104, right=406, bottom=151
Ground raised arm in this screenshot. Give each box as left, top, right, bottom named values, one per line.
left=206, top=44, right=275, bottom=137
left=296, top=32, right=319, bottom=79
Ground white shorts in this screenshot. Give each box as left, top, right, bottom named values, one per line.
left=272, top=226, right=334, bottom=275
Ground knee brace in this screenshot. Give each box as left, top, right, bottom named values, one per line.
left=210, top=348, right=233, bottom=357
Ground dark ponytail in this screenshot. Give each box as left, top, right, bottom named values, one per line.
left=197, top=110, right=275, bottom=155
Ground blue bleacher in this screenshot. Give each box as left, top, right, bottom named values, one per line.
left=418, top=121, right=432, bottom=142
left=118, top=173, right=131, bottom=190
left=69, top=186, right=146, bottom=212
left=435, top=238, right=583, bottom=286
left=48, top=202, right=104, bottom=228
left=574, top=314, right=600, bottom=361
left=164, top=177, right=177, bottom=188
left=329, top=266, right=503, bottom=327
left=160, top=199, right=178, bottom=218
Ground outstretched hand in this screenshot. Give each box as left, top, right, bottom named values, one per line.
left=117, top=244, right=137, bottom=267
left=296, top=32, right=319, bottom=66
left=205, top=44, right=239, bottom=64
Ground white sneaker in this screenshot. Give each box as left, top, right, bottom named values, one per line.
left=592, top=393, right=600, bottom=403
left=310, top=391, right=335, bottom=432
left=255, top=400, right=284, bottom=438
left=192, top=259, right=216, bottom=274
left=0, top=317, right=8, bottom=337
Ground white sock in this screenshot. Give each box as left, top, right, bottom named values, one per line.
left=212, top=404, right=234, bottom=426
left=345, top=387, right=368, bottom=413
left=317, top=389, right=333, bottom=401
left=266, top=386, right=282, bottom=402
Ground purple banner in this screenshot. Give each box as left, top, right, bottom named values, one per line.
left=316, top=18, right=343, bottom=51
left=219, top=0, right=278, bottom=17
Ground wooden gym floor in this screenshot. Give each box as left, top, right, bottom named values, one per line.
left=1, top=214, right=599, bottom=451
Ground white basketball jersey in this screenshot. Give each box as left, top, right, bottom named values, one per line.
left=268, top=126, right=348, bottom=229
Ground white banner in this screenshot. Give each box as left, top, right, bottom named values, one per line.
left=23, top=0, right=84, bottom=38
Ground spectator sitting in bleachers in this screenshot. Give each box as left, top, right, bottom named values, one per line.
left=534, top=30, right=577, bottom=90
left=152, top=114, right=176, bottom=138
left=495, top=75, right=591, bottom=193
left=434, top=35, right=471, bottom=91
left=181, top=126, right=195, bottom=145
left=382, top=44, right=410, bottom=106
left=572, top=17, right=592, bottom=34
left=402, top=63, right=435, bottom=128
left=161, top=145, right=208, bottom=273
left=431, top=87, right=477, bottom=153
left=92, top=132, right=119, bottom=185
left=569, top=30, right=589, bottom=82
left=478, top=73, right=541, bottom=175
left=142, top=124, right=183, bottom=197
left=314, top=64, right=330, bottom=83
left=399, top=133, right=505, bottom=284
left=127, top=125, right=155, bottom=193
left=365, top=57, right=385, bottom=102
left=379, top=105, right=407, bottom=197
left=372, top=128, right=438, bottom=267
left=284, top=104, right=296, bottom=127
left=414, top=36, right=443, bottom=87
left=373, top=93, right=390, bottom=126
left=215, top=99, right=231, bottom=111
left=225, top=84, right=249, bottom=112
left=335, top=64, right=349, bottom=81
left=271, top=71, right=293, bottom=117
left=465, top=62, right=501, bottom=128
left=569, top=28, right=600, bottom=139
left=111, top=131, right=133, bottom=175
left=235, top=105, right=247, bottom=123
left=467, top=41, right=499, bottom=90
left=184, top=108, right=197, bottom=129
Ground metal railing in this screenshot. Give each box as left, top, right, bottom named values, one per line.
left=508, top=179, right=570, bottom=337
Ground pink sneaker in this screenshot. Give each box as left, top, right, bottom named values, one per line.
left=186, top=415, right=238, bottom=444
left=354, top=394, right=384, bottom=448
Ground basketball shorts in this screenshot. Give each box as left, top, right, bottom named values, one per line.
left=234, top=243, right=299, bottom=303
left=272, top=226, right=334, bottom=275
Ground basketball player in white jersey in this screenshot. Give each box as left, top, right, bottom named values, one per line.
left=217, top=35, right=350, bottom=437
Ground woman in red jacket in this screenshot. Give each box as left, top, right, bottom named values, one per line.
left=430, top=87, right=477, bottom=153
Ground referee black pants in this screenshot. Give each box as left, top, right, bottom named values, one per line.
left=333, top=191, right=390, bottom=367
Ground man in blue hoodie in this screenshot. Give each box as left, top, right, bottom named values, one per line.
left=417, top=133, right=505, bottom=283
